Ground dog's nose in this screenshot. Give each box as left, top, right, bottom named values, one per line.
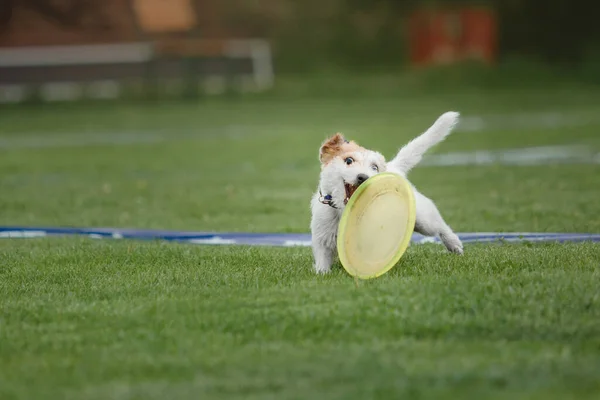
left=357, top=174, right=368, bottom=184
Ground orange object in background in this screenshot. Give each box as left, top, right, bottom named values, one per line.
left=460, top=8, right=497, bottom=64
left=408, top=7, right=497, bottom=67
left=132, top=0, right=197, bottom=34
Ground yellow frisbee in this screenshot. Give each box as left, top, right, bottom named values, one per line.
left=337, top=173, right=416, bottom=279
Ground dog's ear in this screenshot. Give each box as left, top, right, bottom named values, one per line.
left=319, top=133, right=347, bottom=164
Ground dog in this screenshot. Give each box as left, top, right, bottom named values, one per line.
left=310, top=111, right=463, bottom=274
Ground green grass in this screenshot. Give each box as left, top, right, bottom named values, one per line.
left=1, top=85, right=600, bottom=399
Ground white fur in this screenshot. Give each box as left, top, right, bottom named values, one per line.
left=310, top=112, right=463, bottom=274
left=388, top=111, right=460, bottom=174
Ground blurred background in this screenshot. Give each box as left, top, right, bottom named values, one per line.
left=0, top=0, right=599, bottom=233
left=1, top=0, right=599, bottom=101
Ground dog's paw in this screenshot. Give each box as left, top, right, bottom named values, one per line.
left=449, top=243, right=464, bottom=255
left=440, top=232, right=463, bottom=255
left=313, top=263, right=332, bottom=274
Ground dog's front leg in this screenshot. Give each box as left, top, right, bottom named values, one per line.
left=311, top=240, right=336, bottom=274
left=310, top=197, right=340, bottom=273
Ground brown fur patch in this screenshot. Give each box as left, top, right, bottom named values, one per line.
left=319, top=133, right=365, bottom=165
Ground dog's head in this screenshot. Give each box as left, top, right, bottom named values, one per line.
left=318, top=133, right=386, bottom=209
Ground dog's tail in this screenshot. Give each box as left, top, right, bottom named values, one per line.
left=388, top=111, right=460, bottom=175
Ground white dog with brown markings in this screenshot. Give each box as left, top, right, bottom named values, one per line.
left=310, top=111, right=463, bottom=274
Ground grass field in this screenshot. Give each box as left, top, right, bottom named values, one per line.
left=1, top=85, right=600, bottom=399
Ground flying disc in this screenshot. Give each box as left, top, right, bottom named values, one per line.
left=337, top=173, right=416, bottom=279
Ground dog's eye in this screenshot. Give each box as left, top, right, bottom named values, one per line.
left=345, top=157, right=354, bottom=165
left=371, top=164, right=379, bottom=172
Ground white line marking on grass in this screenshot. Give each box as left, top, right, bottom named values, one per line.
left=1, top=109, right=598, bottom=151
left=188, top=237, right=237, bottom=245
left=459, top=110, right=600, bottom=132
left=0, top=126, right=263, bottom=150
left=283, top=240, right=312, bottom=247
left=422, top=145, right=600, bottom=167
left=0, top=131, right=178, bottom=149
left=0, top=230, right=47, bottom=238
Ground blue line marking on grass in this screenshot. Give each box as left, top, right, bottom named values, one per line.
left=1, top=226, right=599, bottom=246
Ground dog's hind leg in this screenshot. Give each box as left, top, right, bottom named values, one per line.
left=414, top=190, right=463, bottom=254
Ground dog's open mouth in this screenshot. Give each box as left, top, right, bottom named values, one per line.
left=344, top=183, right=359, bottom=205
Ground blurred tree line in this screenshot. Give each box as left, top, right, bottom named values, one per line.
left=1, top=0, right=598, bottom=71
left=0, top=0, right=113, bottom=34
left=218, top=0, right=600, bottom=71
